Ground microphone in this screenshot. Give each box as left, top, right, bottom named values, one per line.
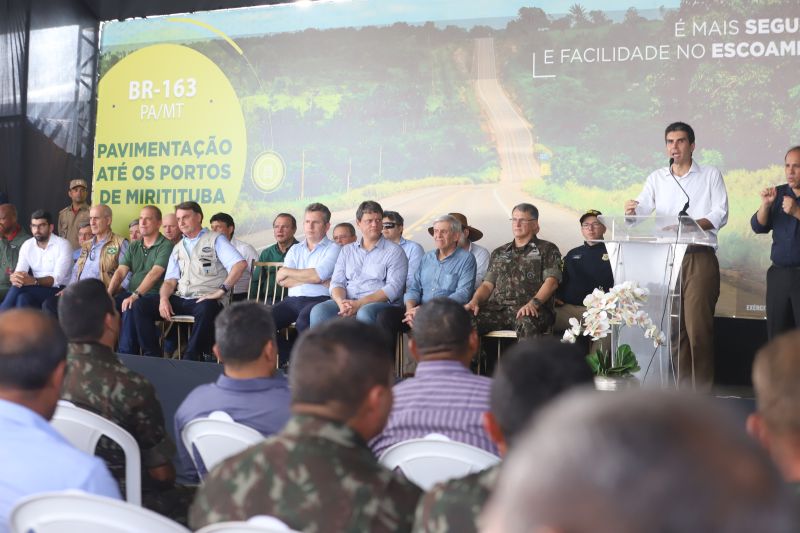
left=668, top=157, right=690, bottom=217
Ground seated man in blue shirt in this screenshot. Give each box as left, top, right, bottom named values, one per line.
left=271, top=203, right=340, bottom=364
left=0, top=309, right=120, bottom=526
left=377, top=214, right=476, bottom=337
left=309, top=200, right=407, bottom=327
left=174, top=301, right=291, bottom=482
left=132, top=201, right=247, bottom=360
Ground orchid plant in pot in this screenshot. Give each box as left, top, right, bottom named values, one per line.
left=562, top=281, right=666, bottom=390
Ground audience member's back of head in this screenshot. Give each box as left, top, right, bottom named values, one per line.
left=215, top=301, right=276, bottom=366
left=0, top=309, right=67, bottom=392
left=412, top=298, right=473, bottom=357
left=483, top=389, right=795, bottom=533
left=58, top=279, right=114, bottom=342
left=290, top=319, right=393, bottom=418
left=752, top=330, right=800, bottom=435
left=491, top=338, right=593, bottom=447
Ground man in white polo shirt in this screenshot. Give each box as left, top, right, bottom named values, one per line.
left=271, top=202, right=340, bottom=364
left=0, top=210, right=72, bottom=311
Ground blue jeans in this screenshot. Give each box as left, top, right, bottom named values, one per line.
left=272, top=295, right=329, bottom=364
left=0, top=285, right=60, bottom=311
left=309, top=299, right=396, bottom=326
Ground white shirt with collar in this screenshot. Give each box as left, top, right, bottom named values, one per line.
left=634, top=160, right=729, bottom=248
left=230, top=237, right=258, bottom=295
left=14, top=234, right=73, bottom=286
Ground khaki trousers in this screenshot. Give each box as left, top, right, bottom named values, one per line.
left=678, top=249, right=720, bottom=391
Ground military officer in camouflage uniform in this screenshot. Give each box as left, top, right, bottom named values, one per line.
left=465, top=203, right=562, bottom=338
left=412, top=339, right=593, bottom=533
left=190, top=319, right=422, bottom=532
left=57, top=279, right=192, bottom=523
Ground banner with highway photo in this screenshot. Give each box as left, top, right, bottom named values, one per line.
left=95, top=0, right=800, bottom=319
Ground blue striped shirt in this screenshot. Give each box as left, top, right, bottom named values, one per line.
left=369, top=360, right=496, bottom=457
left=330, top=236, right=408, bottom=303
left=404, top=247, right=476, bottom=305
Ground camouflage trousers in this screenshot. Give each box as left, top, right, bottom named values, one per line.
left=475, top=303, right=554, bottom=339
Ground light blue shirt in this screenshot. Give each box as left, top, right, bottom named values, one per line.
left=331, top=236, right=408, bottom=303
left=404, top=247, right=476, bottom=305
left=284, top=236, right=340, bottom=298
left=69, top=235, right=129, bottom=285
left=165, top=229, right=244, bottom=280
left=398, top=237, right=425, bottom=290
left=0, top=399, right=121, bottom=531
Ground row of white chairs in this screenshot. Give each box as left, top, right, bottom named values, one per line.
left=9, top=491, right=300, bottom=532
left=33, top=402, right=498, bottom=532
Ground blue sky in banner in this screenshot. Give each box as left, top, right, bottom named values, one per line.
left=101, top=0, right=680, bottom=47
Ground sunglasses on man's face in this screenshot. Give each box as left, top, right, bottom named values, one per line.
left=382, top=223, right=397, bottom=229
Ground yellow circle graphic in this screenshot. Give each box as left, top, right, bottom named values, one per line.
left=251, top=151, right=286, bottom=193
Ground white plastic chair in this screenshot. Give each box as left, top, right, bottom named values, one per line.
left=9, top=489, right=189, bottom=533
left=378, top=433, right=500, bottom=490
left=50, top=400, right=141, bottom=505
left=181, top=410, right=264, bottom=477
left=195, top=515, right=301, bottom=533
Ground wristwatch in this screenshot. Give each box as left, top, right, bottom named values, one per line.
left=132, top=290, right=141, bottom=298
left=218, top=284, right=229, bottom=294
left=531, top=297, right=542, bottom=309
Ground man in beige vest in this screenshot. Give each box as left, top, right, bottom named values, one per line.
left=132, top=201, right=246, bottom=360
left=42, top=204, right=128, bottom=316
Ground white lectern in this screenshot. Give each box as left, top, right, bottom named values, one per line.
left=597, top=215, right=713, bottom=388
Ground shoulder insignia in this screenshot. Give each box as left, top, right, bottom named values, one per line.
left=106, top=247, right=118, bottom=255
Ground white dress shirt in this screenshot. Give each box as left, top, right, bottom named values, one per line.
left=231, top=237, right=258, bottom=295
left=14, top=234, right=73, bottom=286
left=634, top=160, right=729, bottom=247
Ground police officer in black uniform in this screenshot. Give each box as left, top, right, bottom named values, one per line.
left=554, top=209, right=614, bottom=352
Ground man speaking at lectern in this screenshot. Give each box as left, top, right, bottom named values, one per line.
left=624, top=122, right=728, bottom=390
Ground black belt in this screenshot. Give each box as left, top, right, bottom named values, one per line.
left=685, top=245, right=714, bottom=254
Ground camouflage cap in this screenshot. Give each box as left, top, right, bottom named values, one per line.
left=579, top=209, right=602, bottom=224
left=69, top=179, right=88, bottom=190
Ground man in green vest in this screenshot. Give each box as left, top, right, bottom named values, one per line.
left=0, top=204, right=31, bottom=303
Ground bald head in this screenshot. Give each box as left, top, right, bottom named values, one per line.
left=89, top=204, right=113, bottom=238
left=483, top=390, right=793, bottom=533
left=0, top=309, right=67, bottom=392
left=0, top=204, right=18, bottom=237
left=162, top=213, right=181, bottom=243
left=752, top=330, right=800, bottom=435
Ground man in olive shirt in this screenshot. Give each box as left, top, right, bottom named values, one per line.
left=57, top=179, right=90, bottom=249
left=107, top=205, right=174, bottom=355
left=0, top=204, right=30, bottom=303
left=250, top=213, right=298, bottom=302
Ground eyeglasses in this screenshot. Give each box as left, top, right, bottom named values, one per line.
left=510, top=218, right=536, bottom=224
left=581, top=222, right=603, bottom=229
left=382, top=223, right=397, bottom=229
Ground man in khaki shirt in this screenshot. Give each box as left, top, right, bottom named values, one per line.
left=57, top=179, right=90, bottom=249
